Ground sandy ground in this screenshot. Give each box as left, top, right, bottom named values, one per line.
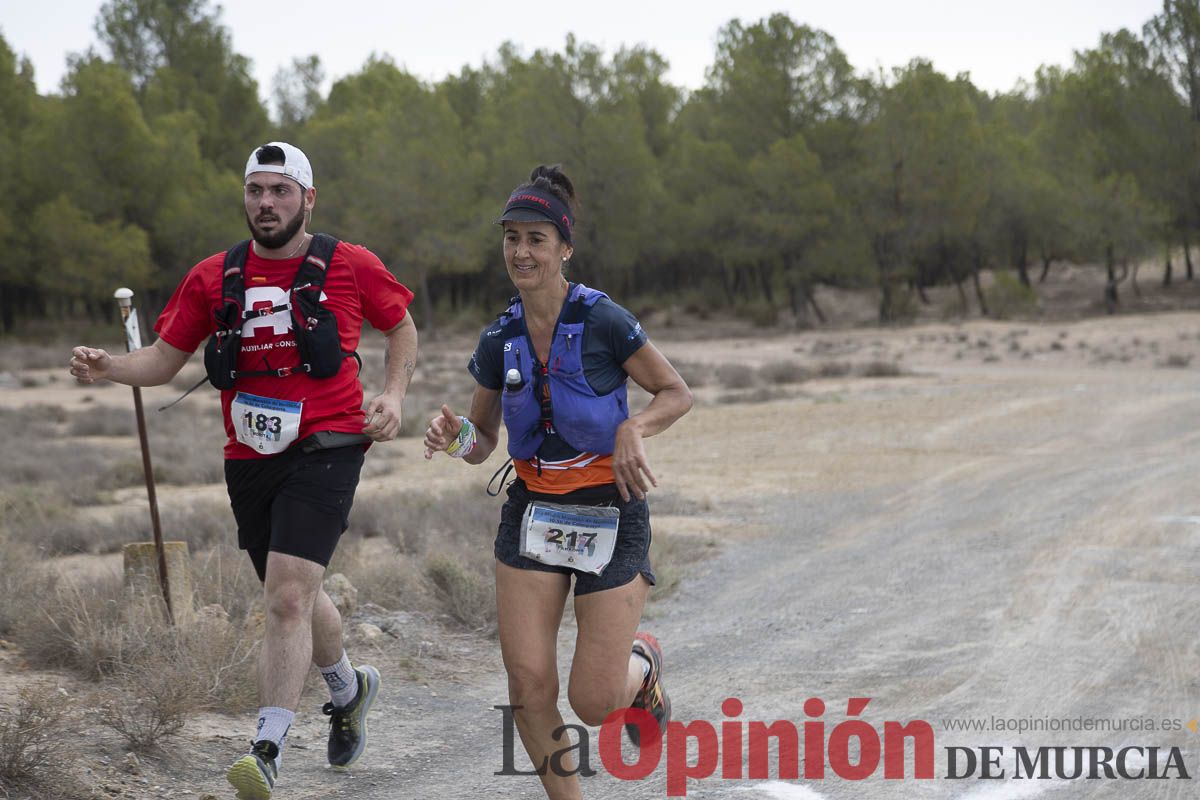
left=5, top=308, right=1200, bottom=799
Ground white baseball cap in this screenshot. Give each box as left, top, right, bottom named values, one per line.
left=244, top=142, right=313, bottom=190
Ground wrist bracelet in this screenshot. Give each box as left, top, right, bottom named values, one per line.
left=446, top=416, right=477, bottom=458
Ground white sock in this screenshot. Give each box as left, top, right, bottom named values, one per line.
left=631, top=651, right=652, bottom=685
left=255, top=706, right=294, bottom=763
left=319, top=651, right=359, bottom=708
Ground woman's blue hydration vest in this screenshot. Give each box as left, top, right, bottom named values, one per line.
left=499, top=284, right=629, bottom=460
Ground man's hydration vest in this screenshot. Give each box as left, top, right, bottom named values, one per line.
left=499, top=284, right=629, bottom=460
left=203, top=233, right=357, bottom=390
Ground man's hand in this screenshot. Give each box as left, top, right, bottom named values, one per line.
left=70, top=347, right=113, bottom=384
left=362, top=391, right=403, bottom=441
left=423, top=405, right=464, bottom=459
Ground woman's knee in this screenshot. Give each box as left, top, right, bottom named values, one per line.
left=506, top=663, right=560, bottom=713
left=567, top=680, right=627, bottom=727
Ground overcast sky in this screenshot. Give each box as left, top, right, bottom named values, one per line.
left=1, top=0, right=1166, bottom=100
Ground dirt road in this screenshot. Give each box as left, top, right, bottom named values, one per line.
left=8, top=315, right=1200, bottom=799
left=217, top=325, right=1200, bottom=800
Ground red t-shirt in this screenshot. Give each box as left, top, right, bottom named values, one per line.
left=154, top=240, right=414, bottom=459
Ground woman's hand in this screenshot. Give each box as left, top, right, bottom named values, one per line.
left=423, top=405, right=464, bottom=459
left=612, top=418, right=657, bottom=502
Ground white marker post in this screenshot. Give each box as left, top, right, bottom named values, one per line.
left=113, top=288, right=173, bottom=624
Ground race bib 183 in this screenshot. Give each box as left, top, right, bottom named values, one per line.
left=231, top=392, right=302, bottom=454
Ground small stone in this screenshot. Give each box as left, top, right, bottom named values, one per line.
left=353, top=622, right=384, bottom=642
left=324, top=573, right=358, bottom=618
left=197, top=603, right=229, bottom=623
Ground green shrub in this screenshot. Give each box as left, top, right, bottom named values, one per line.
left=987, top=271, right=1040, bottom=319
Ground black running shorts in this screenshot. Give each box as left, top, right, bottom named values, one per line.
left=224, top=442, right=365, bottom=582
left=494, top=479, right=656, bottom=596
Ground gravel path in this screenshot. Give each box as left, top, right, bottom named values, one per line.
left=253, top=362, right=1200, bottom=800
left=8, top=319, right=1200, bottom=800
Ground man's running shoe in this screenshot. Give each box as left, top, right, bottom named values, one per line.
left=626, top=632, right=671, bottom=747
left=226, top=740, right=278, bottom=800
left=323, top=664, right=380, bottom=768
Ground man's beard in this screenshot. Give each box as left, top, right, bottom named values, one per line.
left=245, top=207, right=305, bottom=250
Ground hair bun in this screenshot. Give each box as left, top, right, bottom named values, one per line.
left=529, top=164, right=576, bottom=207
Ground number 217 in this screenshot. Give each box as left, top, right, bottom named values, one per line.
left=545, top=528, right=596, bottom=550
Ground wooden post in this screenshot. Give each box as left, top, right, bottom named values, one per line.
left=114, top=288, right=174, bottom=624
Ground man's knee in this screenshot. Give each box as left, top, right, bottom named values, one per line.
left=265, top=579, right=318, bottom=623
left=313, top=588, right=338, bottom=618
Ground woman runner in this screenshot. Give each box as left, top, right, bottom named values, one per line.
left=424, top=164, right=693, bottom=798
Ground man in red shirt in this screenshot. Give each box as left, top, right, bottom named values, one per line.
left=70, top=142, right=417, bottom=799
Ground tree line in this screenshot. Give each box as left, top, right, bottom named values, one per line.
left=2, top=0, right=1198, bottom=333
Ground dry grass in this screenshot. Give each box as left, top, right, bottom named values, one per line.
left=167, top=364, right=210, bottom=392
left=651, top=531, right=720, bottom=599
left=815, top=360, right=853, bottom=378
left=17, top=576, right=160, bottom=679
left=860, top=359, right=906, bottom=378
left=0, top=401, right=225, bottom=510
left=139, top=402, right=225, bottom=484
left=98, top=663, right=199, bottom=754
left=0, top=685, right=76, bottom=798
left=425, top=554, right=495, bottom=630
left=13, top=552, right=258, bottom=714
left=340, top=487, right=501, bottom=628
left=327, top=535, right=429, bottom=614
left=646, top=491, right=720, bottom=600
left=671, top=361, right=708, bottom=389
left=342, top=484, right=711, bottom=623
left=0, top=410, right=142, bottom=517
left=5, top=494, right=235, bottom=557
left=758, top=360, right=810, bottom=385
left=349, top=487, right=499, bottom=554
left=394, top=367, right=478, bottom=439
left=650, top=490, right=716, bottom=516
left=0, top=392, right=706, bottom=738
left=0, top=527, right=51, bottom=636
left=1160, top=353, right=1192, bottom=368
left=0, top=341, right=726, bottom=786
left=190, top=543, right=261, bottom=624
left=715, top=386, right=790, bottom=405
left=65, top=404, right=139, bottom=437
left=715, top=362, right=756, bottom=389
left=0, top=341, right=83, bottom=372
left=0, top=407, right=119, bottom=507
